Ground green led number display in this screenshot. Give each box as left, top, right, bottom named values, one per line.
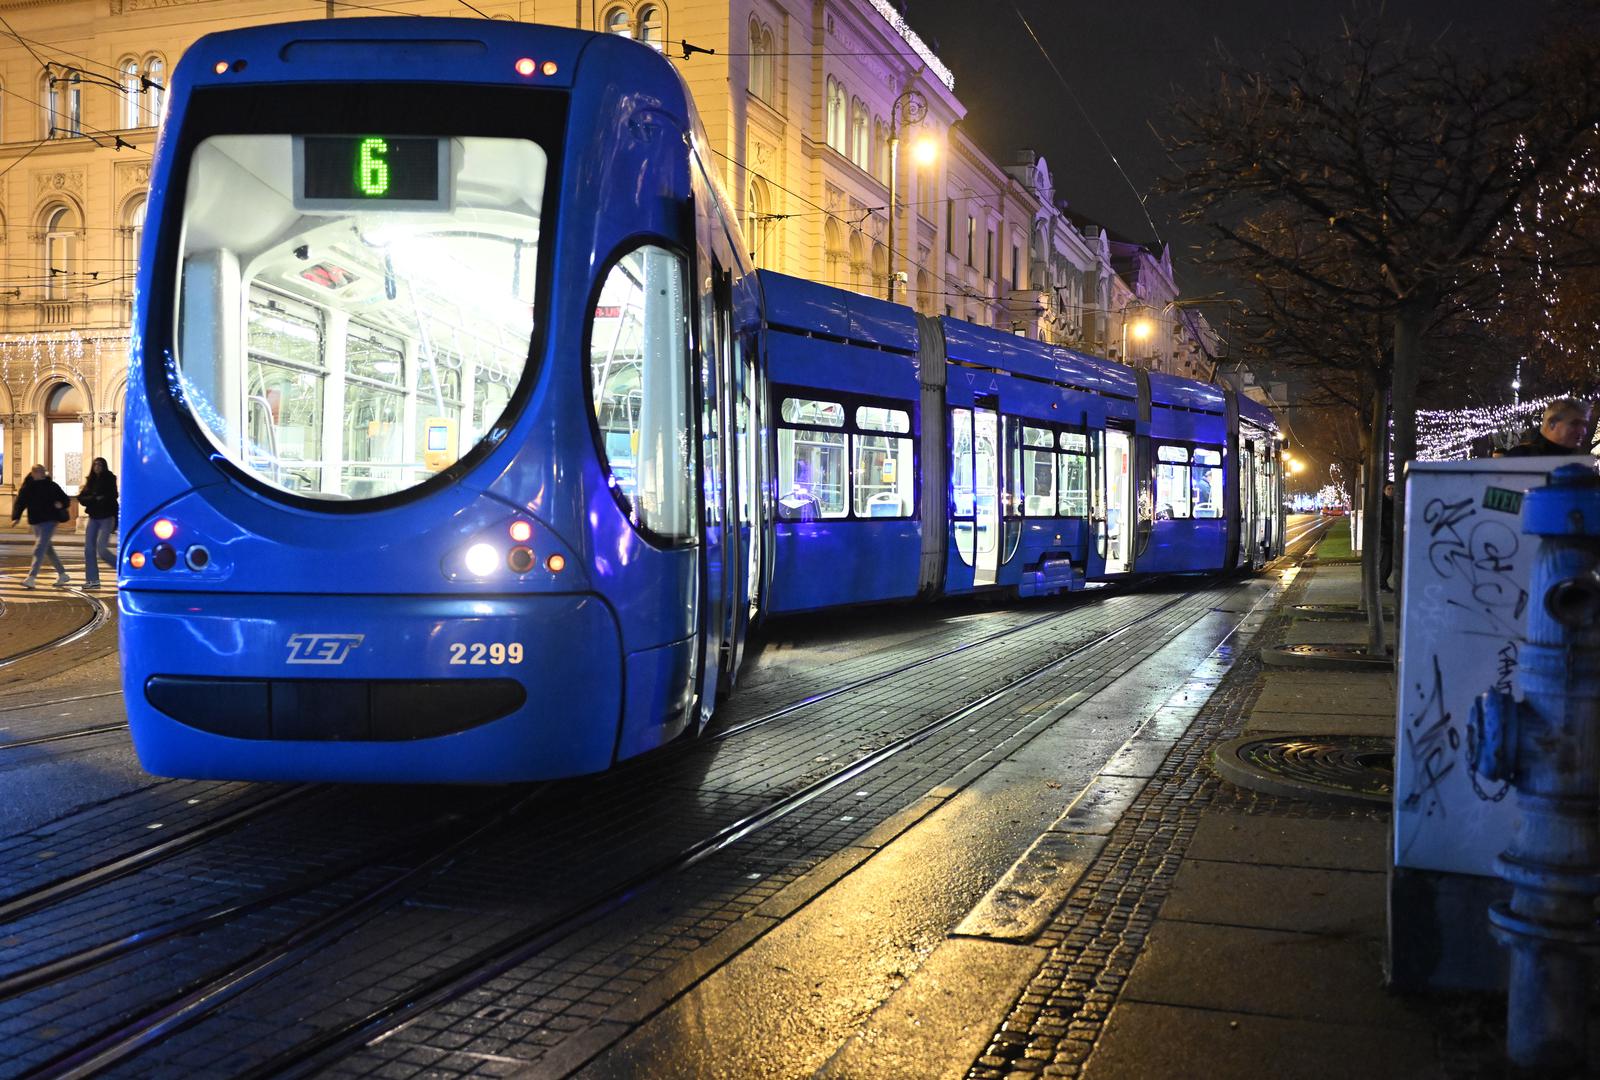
left=357, top=137, right=390, bottom=197
left=301, top=135, right=441, bottom=206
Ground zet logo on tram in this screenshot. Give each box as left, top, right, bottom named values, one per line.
left=285, top=634, right=366, bottom=665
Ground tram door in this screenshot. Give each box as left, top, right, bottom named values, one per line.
left=1239, top=436, right=1258, bottom=566
left=973, top=401, right=1002, bottom=587
left=1103, top=427, right=1134, bottom=574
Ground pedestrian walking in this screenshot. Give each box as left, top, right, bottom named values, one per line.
left=10, top=464, right=71, bottom=589
left=77, top=457, right=118, bottom=589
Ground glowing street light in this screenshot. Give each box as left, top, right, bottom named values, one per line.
left=886, top=91, right=933, bottom=301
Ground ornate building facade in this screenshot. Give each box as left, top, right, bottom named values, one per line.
left=0, top=0, right=1224, bottom=496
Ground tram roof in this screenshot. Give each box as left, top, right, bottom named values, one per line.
left=756, top=271, right=919, bottom=354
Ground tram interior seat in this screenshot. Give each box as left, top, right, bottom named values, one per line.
left=866, top=492, right=903, bottom=518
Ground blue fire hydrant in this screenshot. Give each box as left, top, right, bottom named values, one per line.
left=1470, top=462, right=1600, bottom=1074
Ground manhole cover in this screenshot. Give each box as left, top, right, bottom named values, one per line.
left=1213, top=735, right=1393, bottom=805
left=1262, top=643, right=1393, bottom=670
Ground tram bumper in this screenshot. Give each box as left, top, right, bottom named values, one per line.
left=118, top=590, right=623, bottom=783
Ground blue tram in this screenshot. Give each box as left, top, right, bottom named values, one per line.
left=119, top=18, right=1281, bottom=784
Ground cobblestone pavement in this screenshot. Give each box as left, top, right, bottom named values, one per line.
left=964, top=570, right=1321, bottom=1079
left=1, top=580, right=1254, bottom=1079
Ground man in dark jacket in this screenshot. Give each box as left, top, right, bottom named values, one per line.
left=1502, top=399, right=1592, bottom=457
left=10, top=464, right=70, bottom=588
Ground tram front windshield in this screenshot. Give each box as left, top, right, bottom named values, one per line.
left=174, top=133, right=544, bottom=502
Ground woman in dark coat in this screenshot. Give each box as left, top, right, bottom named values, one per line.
left=77, top=457, right=118, bottom=589
left=10, top=464, right=70, bottom=588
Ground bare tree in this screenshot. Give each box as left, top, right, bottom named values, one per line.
left=1162, top=3, right=1600, bottom=637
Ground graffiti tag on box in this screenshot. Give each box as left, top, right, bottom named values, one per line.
left=1402, top=496, right=1523, bottom=819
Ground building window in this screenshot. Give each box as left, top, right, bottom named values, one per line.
left=636, top=5, right=663, bottom=50
left=826, top=77, right=848, bottom=154
left=43, top=205, right=77, bottom=299
left=985, top=228, right=995, bottom=280
left=44, top=71, right=80, bottom=139
left=604, top=6, right=631, bottom=35
left=748, top=19, right=774, bottom=103
left=121, top=58, right=141, bottom=128
left=850, top=98, right=869, bottom=170
left=1011, top=241, right=1021, bottom=289
left=144, top=57, right=165, bottom=124
left=745, top=178, right=774, bottom=268
left=946, top=199, right=954, bottom=254
left=118, top=55, right=165, bottom=127
left=966, top=215, right=975, bottom=267
left=122, top=196, right=146, bottom=304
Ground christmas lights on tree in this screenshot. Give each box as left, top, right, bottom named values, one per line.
left=1417, top=395, right=1566, bottom=460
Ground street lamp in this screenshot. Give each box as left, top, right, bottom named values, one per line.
left=886, top=90, right=929, bottom=302
left=1120, top=307, right=1154, bottom=362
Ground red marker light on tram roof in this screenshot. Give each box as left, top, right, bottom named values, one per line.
left=153, top=519, right=175, bottom=540
left=541, top=61, right=559, bottom=76
left=515, top=57, right=538, bottom=76
left=509, top=520, right=532, bottom=543
left=130, top=551, right=147, bottom=569
left=545, top=553, right=566, bottom=573
left=213, top=61, right=230, bottom=75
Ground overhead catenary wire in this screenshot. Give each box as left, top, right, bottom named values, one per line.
left=1008, top=1, right=1162, bottom=248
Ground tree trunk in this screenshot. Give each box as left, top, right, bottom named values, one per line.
left=1362, top=381, right=1388, bottom=656
left=1389, top=293, right=1433, bottom=638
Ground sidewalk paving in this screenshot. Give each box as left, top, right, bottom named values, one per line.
left=828, top=557, right=1597, bottom=1079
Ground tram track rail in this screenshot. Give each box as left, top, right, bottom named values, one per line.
left=19, top=585, right=1209, bottom=1080
left=0, top=785, right=317, bottom=925
left=0, top=588, right=113, bottom=672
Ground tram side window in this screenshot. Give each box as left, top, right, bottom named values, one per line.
left=1022, top=426, right=1055, bottom=516
left=1057, top=431, right=1088, bottom=517
left=853, top=406, right=913, bottom=518
left=1155, top=444, right=1190, bottom=520
left=778, top=397, right=847, bottom=520
left=589, top=245, right=695, bottom=541
left=1192, top=447, right=1223, bottom=518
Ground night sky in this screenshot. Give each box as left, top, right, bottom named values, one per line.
left=904, top=0, right=1547, bottom=282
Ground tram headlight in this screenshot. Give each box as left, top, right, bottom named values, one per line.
left=464, top=543, right=499, bottom=577
left=508, top=520, right=532, bottom=543
left=153, top=519, right=175, bottom=541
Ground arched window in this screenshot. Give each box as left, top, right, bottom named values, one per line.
left=636, top=5, right=663, bottom=50
left=604, top=6, right=630, bottom=35
left=745, top=179, right=774, bottom=269
left=874, top=118, right=889, bottom=183
left=143, top=56, right=166, bottom=125
left=43, top=71, right=80, bottom=139
left=825, top=78, right=847, bottom=154
left=825, top=218, right=847, bottom=284
left=748, top=19, right=774, bottom=103
left=120, top=57, right=141, bottom=128
left=123, top=196, right=147, bottom=281
left=45, top=382, right=86, bottom=494
left=850, top=98, right=869, bottom=170
left=43, top=205, right=78, bottom=299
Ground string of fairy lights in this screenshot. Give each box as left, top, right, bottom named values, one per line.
left=1416, top=395, right=1568, bottom=461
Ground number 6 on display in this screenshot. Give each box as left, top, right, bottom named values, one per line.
left=357, top=137, right=390, bottom=196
